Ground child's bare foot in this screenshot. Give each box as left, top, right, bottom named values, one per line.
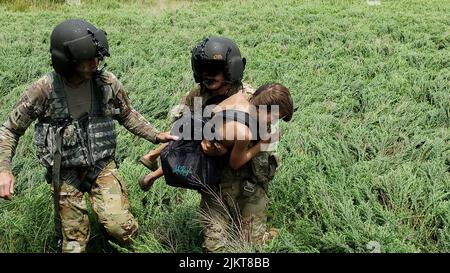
left=139, top=172, right=159, bottom=191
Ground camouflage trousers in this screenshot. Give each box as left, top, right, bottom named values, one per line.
left=200, top=151, right=279, bottom=252
left=200, top=169, right=268, bottom=253
left=55, top=161, right=139, bottom=253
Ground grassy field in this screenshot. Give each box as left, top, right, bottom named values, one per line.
left=0, top=0, right=449, bottom=253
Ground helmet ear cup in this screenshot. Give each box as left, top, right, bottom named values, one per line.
left=191, top=41, right=207, bottom=83
left=227, top=55, right=244, bottom=83
left=191, top=46, right=201, bottom=83
left=51, top=48, right=74, bottom=76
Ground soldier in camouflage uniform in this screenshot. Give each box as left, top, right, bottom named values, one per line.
left=171, top=37, right=285, bottom=252
left=0, top=19, right=177, bottom=253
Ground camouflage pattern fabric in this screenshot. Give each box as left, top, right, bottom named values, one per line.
left=0, top=70, right=159, bottom=251
left=58, top=161, right=138, bottom=253
left=0, top=70, right=160, bottom=173
left=200, top=168, right=269, bottom=252
left=172, top=83, right=279, bottom=252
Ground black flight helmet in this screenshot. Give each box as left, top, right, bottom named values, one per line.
left=191, top=37, right=246, bottom=86
left=50, top=19, right=109, bottom=76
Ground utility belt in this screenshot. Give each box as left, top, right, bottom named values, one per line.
left=45, top=158, right=112, bottom=192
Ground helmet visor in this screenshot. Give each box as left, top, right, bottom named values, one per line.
left=197, top=60, right=226, bottom=77
left=64, top=29, right=109, bottom=61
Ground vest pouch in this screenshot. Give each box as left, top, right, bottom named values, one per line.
left=35, top=122, right=89, bottom=168
left=250, top=152, right=279, bottom=191
left=87, top=116, right=117, bottom=163
left=62, top=124, right=78, bottom=147
left=34, top=123, right=54, bottom=167
left=59, top=121, right=90, bottom=168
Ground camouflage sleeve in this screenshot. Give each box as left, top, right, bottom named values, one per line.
left=168, top=89, right=194, bottom=123
left=108, top=74, right=160, bottom=144
left=184, top=86, right=201, bottom=109
left=168, top=86, right=205, bottom=124
left=0, top=77, right=49, bottom=172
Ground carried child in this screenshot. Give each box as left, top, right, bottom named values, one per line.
left=138, top=83, right=293, bottom=192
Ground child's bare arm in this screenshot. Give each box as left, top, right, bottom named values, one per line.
left=227, top=124, right=278, bottom=170
left=228, top=139, right=261, bottom=170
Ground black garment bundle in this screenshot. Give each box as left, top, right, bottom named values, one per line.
left=160, top=105, right=257, bottom=192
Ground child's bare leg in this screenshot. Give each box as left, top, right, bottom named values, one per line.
left=143, top=143, right=168, bottom=161
left=140, top=143, right=168, bottom=171
left=139, top=167, right=164, bottom=191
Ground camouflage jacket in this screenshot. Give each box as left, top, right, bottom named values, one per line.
left=169, top=83, right=256, bottom=122
left=0, top=71, right=160, bottom=173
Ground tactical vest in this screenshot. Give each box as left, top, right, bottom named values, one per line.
left=34, top=71, right=120, bottom=169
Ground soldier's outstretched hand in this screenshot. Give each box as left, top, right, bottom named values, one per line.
left=0, top=171, right=15, bottom=200
left=155, top=132, right=179, bottom=143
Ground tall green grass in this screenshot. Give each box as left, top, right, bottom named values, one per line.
left=0, top=0, right=449, bottom=252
